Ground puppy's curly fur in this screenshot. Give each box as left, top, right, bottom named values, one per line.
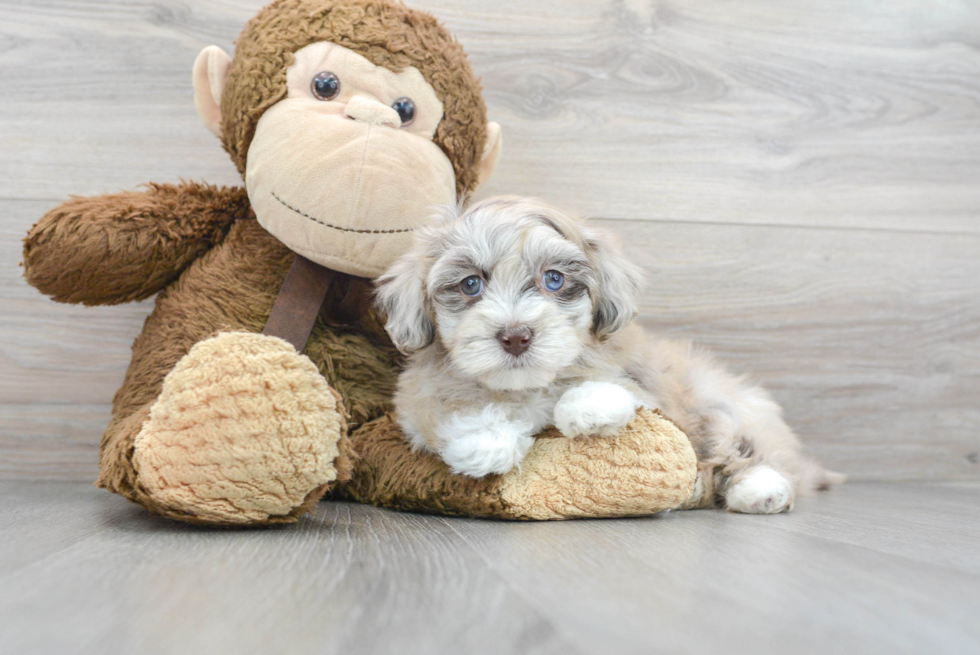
left=376, top=196, right=841, bottom=513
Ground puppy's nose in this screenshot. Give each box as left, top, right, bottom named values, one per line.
left=496, top=327, right=532, bottom=356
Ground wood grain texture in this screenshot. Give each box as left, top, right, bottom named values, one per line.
left=2, top=0, right=979, bottom=482
left=622, top=220, right=980, bottom=481
left=0, top=480, right=978, bottom=655
left=441, top=481, right=980, bottom=655
left=464, top=0, right=980, bottom=233
left=1, top=0, right=979, bottom=232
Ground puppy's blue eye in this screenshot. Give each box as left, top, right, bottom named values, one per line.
left=543, top=270, right=564, bottom=292
left=460, top=275, right=483, bottom=297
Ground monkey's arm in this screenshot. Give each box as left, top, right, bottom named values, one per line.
left=23, top=182, right=249, bottom=305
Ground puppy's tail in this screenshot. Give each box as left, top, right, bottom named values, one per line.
left=797, top=457, right=846, bottom=495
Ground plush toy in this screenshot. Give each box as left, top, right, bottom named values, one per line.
left=22, top=0, right=698, bottom=526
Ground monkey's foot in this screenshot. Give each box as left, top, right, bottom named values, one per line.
left=341, top=409, right=698, bottom=520
left=131, top=332, right=348, bottom=525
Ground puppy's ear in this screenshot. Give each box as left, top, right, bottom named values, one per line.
left=586, top=227, right=643, bottom=339
left=375, top=252, right=435, bottom=354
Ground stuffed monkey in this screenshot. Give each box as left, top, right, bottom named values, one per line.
left=23, top=0, right=698, bottom=526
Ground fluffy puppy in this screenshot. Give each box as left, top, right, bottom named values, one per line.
left=375, top=196, right=841, bottom=513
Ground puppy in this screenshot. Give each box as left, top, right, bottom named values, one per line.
left=375, top=196, right=841, bottom=513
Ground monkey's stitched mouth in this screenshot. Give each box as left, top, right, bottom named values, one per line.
left=272, top=191, right=416, bottom=234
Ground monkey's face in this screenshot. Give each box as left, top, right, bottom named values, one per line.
left=242, top=42, right=457, bottom=278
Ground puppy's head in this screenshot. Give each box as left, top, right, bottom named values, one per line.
left=375, top=196, right=643, bottom=391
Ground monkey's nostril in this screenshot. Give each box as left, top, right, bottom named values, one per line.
left=496, top=327, right=533, bottom=356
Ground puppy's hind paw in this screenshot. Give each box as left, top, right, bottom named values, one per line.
left=554, top=381, right=637, bottom=438
left=725, top=465, right=795, bottom=514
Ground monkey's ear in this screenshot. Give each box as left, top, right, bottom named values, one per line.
left=476, top=122, right=503, bottom=188
left=193, top=45, right=232, bottom=138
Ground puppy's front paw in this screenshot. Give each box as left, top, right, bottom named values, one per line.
left=554, top=381, right=637, bottom=438
left=725, top=465, right=795, bottom=514
left=438, top=408, right=535, bottom=478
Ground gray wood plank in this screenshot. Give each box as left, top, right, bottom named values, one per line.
left=1, top=0, right=978, bottom=233
left=0, top=480, right=977, bottom=655
left=0, top=479, right=119, bottom=577
left=0, top=404, right=104, bottom=481
left=441, top=487, right=980, bottom=655
left=762, top=481, right=980, bottom=575
left=621, top=219, right=980, bottom=482
left=0, top=0, right=248, bottom=195
left=0, top=482, right=576, bottom=655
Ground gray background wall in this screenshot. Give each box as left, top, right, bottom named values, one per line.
left=2, top=0, right=978, bottom=482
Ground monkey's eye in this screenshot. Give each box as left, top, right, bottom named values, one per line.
left=460, top=275, right=483, bottom=297
left=391, top=97, right=416, bottom=126
left=311, top=71, right=341, bottom=101
left=542, top=270, right=564, bottom=292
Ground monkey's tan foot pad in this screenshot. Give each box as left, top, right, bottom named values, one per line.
left=337, top=409, right=698, bottom=520
left=132, top=332, right=347, bottom=526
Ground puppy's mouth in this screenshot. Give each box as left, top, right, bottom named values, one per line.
left=502, top=352, right=534, bottom=368
left=482, top=350, right=562, bottom=391
left=448, top=323, right=578, bottom=391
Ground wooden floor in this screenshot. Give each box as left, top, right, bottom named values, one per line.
left=0, top=481, right=977, bottom=655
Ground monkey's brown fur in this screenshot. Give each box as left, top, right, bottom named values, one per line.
left=23, top=0, right=698, bottom=525
left=22, top=183, right=248, bottom=306
left=26, top=0, right=479, bottom=523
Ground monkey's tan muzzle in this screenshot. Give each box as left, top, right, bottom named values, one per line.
left=246, top=98, right=456, bottom=278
